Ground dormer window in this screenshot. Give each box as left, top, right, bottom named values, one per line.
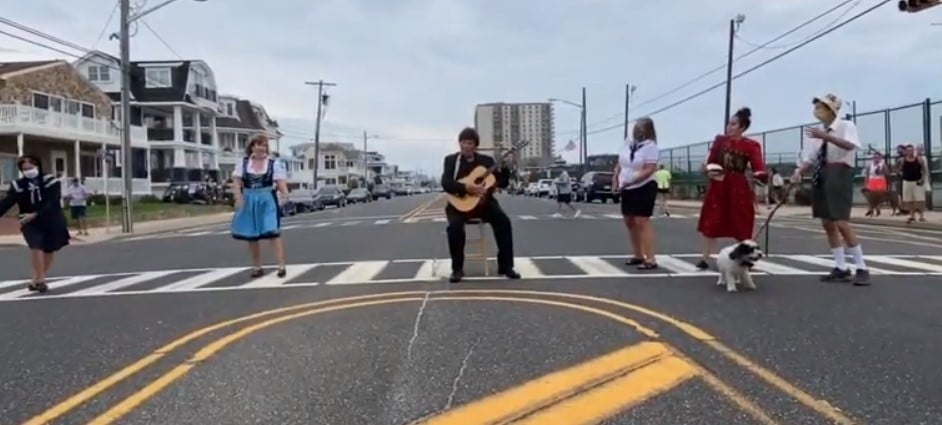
left=227, top=102, right=234, bottom=117
left=145, top=67, right=172, bottom=88
left=88, top=65, right=111, bottom=82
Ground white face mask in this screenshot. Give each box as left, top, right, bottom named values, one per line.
left=22, top=168, right=39, bottom=179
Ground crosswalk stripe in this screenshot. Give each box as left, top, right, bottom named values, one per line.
left=579, top=214, right=597, bottom=219
left=326, top=261, right=388, bottom=285
left=864, top=256, right=942, bottom=273
left=567, top=256, right=626, bottom=276
left=785, top=255, right=898, bottom=275
left=162, top=268, right=246, bottom=291
left=519, top=215, right=537, bottom=220
left=313, top=222, right=332, bottom=228
left=375, top=219, right=391, bottom=225
left=69, top=271, right=174, bottom=296
left=2, top=254, right=940, bottom=303
left=341, top=221, right=361, bottom=226
left=514, top=257, right=543, bottom=278
left=433, top=217, right=446, bottom=222
left=242, top=265, right=318, bottom=288
left=0, top=275, right=102, bottom=300
left=603, top=214, right=622, bottom=219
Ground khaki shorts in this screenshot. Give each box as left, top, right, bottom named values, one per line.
left=901, top=180, right=926, bottom=203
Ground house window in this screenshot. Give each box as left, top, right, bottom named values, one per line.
left=346, top=161, right=355, bottom=168
left=324, top=154, right=336, bottom=170
left=227, top=103, right=234, bottom=116
left=88, top=65, right=111, bottom=82
left=145, top=67, right=172, bottom=88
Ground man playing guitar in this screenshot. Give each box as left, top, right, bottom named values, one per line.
left=440, top=127, right=520, bottom=283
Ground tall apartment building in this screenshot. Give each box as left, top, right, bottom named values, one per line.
left=473, top=102, right=554, bottom=165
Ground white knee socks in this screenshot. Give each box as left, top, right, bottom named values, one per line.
left=846, top=245, right=866, bottom=269
left=831, top=247, right=846, bottom=270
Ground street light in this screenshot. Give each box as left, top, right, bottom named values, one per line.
left=549, top=91, right=587, bottom=173
left=115, top=0, right=208, bottom=233
left=724, top=14, right=745, bottom=131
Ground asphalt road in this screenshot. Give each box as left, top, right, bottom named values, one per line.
left=1, top=193, right=940, bottom=425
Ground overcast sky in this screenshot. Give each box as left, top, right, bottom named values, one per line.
left=1, top=0, right=940, bottom=175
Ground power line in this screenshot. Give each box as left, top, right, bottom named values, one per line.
left=585, top=0, right=891, bottom=136
left=734, top=0, right=860, bottom=50
left=140, top=19, right=182, bottom=59
left=91, top=1, right=120, bottom=49
left=562, top=0, right=860, bottom=134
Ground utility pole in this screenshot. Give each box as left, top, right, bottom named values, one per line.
left=581, top=86, right=587, bottom=175
left=724, top=15, right=745, bottom=131
left=362, top=130, right=369, bottom=185
left=304, top=80, right=336, bottom=190
left=119, top=0, right=133, bottom=233
left=623, top=84, right=636, bottom=140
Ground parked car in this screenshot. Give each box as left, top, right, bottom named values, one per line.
left=346, top=188, right=372, bottom=203
left=280, top=200, right=298, bottom=216
left=287, top=189, right=322, bottom=212
left=576, top=171, right=619, bottom=203
left=372, top=183, right=392, bottom=200
left=537, top=179, right=554, bottom=197
left=314, top=185, right=347, bottom=208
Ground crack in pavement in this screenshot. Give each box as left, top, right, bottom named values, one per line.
left=406, top=291, right=433, bottom=362
left=444, top=341, right=476, bottom=411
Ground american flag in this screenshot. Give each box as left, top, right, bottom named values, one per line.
left=562, top=139, right=577, bottom=152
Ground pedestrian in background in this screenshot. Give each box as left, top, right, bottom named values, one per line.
left=792, top=93, right=869, bottom=285
left=863, top=151, right=888, bottom=217
left=696, top=107, right=766, bottom=270
left=554, top=170, right=579, bottom=217
left=67, top=177, right=91, bottom=236
left=653, top=164, right=672, bottom=216
left=0, top=155, right=71, bottom=292
left=231, top=134, right=288, bottom=278
left=899, top=144, right=928, bottom=223
left=614, top=117, right=660, bottom=270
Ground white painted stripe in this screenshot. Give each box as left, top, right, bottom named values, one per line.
left=374, top=219, right=391, bottom=225
left=513, top=257, right=543, bottom=278
left=579, top=214, right=597, bottom=219
left=282, top=224, right=300, bottom=230
left=186, top=231, right=213, bottom=236
left=653, top=255, right=702, bottom=274
left=864, top=256, right=942, bottom=273
left=403, top=218, right=419, bottom=223
left=749, top=260, right=812, bottom=275
left=0, top=275, right=101, bottom=300
left=0, top=279, right=29, bottom=290
left=519, top=215, right=537, bottom=220
left=785, top=255, right=894, bottom=275
left=341, top=221, right=361, bottom=226
left=566, top=256, right=627, bottom=276
left=313, top=222, right=332, bottom=228
left=412, top=260, right=439, bottom=281
left=603, top=214, right=622, bottom=219
left=162, top=268, right=246, bottom=291
left=68, top=271, right=174, bottom=296
left=433, top=217, right=446, bottom=222
left=326, top=261, right=389, bottom=285
left=242, top=264, right=318, bottom=288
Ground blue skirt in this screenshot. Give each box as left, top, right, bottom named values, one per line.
left=232, top=188, right=281, bottom=241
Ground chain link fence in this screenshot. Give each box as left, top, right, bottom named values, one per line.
left=660, top=98, right=940, bottom=207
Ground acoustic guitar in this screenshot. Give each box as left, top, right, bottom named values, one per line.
left=446, top=150, right=515, bottom=213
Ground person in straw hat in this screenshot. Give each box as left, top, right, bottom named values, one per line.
left=791, top=93, right=870, bottom=286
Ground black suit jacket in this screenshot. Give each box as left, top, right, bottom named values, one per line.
left=440, top=152, right=511, bottom=198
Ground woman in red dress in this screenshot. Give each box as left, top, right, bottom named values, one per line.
left=695, top=107, right=767, bottom=270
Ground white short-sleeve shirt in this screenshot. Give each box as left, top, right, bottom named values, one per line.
left=618, top=139, right=659, bottom=190
left=231, top=156, right=288, bottom=181
left=800, top=118, right=860, bottom=167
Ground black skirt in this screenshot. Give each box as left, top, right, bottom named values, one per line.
left=620, top=181, right=658, bottom=217
left=21, top=215, right=71, bottom=253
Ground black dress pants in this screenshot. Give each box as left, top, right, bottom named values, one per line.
left=445, top=201, right=514, bottom=273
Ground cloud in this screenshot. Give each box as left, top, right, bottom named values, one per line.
left=1, top=0, right=939, bottom=175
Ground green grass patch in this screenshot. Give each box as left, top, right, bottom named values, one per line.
left=76, top=202, right=231, bottom=227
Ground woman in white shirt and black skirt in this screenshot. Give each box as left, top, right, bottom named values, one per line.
left=614, top=117, right=661, bottom=269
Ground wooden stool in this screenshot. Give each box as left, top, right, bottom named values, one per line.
left=464, top=218, right=490, bottom=276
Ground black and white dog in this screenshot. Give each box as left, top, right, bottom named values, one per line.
left=715, top=239, right=764, bottom=293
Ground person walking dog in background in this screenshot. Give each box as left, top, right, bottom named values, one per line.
left=0, top=155, right=71, bottom=292
left=614, top=117, right=661, bottom=270
left=792, top=93, right=869, bottom=286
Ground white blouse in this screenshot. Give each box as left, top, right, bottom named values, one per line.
left=617, top=139, right=659, bottom=190
left=231, top=156, right=288, bottom=181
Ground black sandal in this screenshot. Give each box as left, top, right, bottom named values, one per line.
left=250, top=268, right=264, bottom=278
left=276, top=267, right=287, bottom=278
left=625, top=257, right=644, bottom=266
left=637, top=262, right=658, bottom=270
left=30, top=281, right=48, bottom=293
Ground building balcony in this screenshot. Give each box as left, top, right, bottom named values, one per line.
left=0, top=104, right=119, bottom=144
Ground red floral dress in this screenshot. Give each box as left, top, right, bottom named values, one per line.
left=697, top=135, right=767, bottom=241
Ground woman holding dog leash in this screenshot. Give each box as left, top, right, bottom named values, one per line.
left=695, top=107, right=767, bottom=270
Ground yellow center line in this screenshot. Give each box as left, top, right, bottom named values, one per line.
left=400, top=194, right=444, bottom=221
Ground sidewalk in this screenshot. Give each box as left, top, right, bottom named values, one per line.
left=0, top=212, right=233, bottom=247
left=669, top=200, right=942, bottom=230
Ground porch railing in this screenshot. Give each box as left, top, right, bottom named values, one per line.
left=0, top=104, right=119, bottom=138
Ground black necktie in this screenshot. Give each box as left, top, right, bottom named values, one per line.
left=811, top=128, right=833, bottom=188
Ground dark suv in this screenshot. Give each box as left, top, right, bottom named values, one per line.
left=576, top=171, right=619, bottom=203
left=314, top=185, right=347, bottom=208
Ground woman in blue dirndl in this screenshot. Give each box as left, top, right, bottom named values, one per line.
left=0, top=155, right=71, bottom=292
left=231, top=134, right=288, bottom=279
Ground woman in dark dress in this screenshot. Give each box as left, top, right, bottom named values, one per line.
left=0, top=155, right=71, bottom=292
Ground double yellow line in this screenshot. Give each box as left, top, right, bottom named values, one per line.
left=21, top=290, right=859, bottom=425
left=400, top=194, right=445, bottom=221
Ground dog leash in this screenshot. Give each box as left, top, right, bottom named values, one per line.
left=751, top=181, right=798, bottom=241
